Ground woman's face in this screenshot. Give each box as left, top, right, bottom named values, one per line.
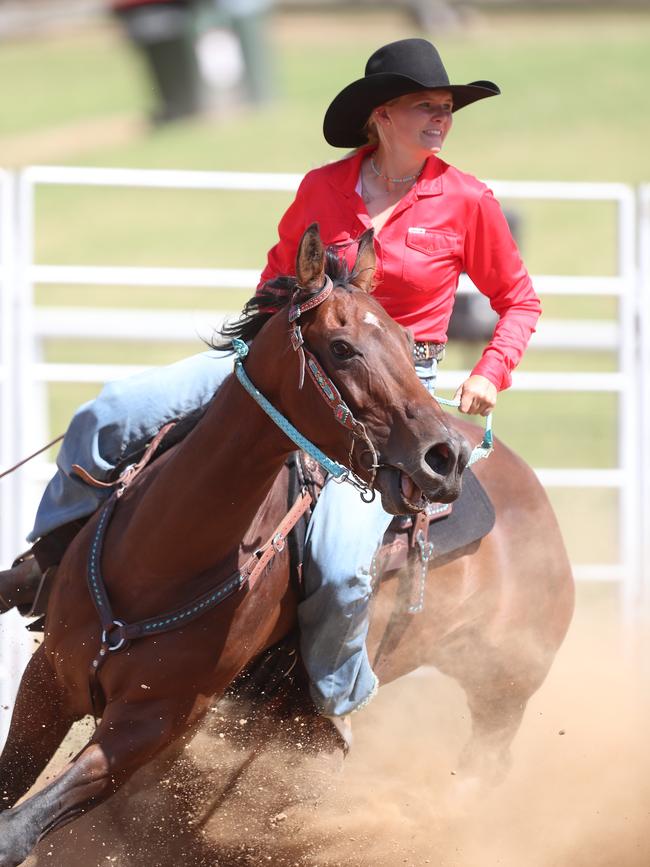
left=375, top=89, right=453, bottom=157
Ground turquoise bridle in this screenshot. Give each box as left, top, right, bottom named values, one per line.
left=233, top=275, right=379, bottom=501
left=233, top=336, right=375, bottom=497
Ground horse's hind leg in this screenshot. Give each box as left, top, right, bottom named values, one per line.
left=0, top=696, right=202, bottom=867
left=0, top=644, right=76, bottom=810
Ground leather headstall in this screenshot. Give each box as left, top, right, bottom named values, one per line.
left=288, top=275, right=378, bottom=492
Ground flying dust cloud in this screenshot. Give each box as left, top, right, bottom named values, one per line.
left=27, top=584, right=650, bottom=867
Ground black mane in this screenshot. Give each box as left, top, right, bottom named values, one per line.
left=210, top=247, right=356, bottom=351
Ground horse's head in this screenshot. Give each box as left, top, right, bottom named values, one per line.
left=224, top=225, right=471, bottom=513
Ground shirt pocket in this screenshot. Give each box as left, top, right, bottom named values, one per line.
left=402, top=227, right=460, bottom=290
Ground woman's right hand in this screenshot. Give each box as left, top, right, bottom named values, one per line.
left=453, top=375, right=497, bottom=416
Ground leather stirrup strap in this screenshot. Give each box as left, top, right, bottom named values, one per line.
left=240, top=489, right=313, bottom=592
left=72, top=421, right=177, bottom=492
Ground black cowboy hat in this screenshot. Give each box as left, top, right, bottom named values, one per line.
left=323, top=38, right=500, bottom=148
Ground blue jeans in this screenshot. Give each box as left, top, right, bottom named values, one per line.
left=29, top=351, right=233, bottom=541
left=29, top=352, right=437, bottom=716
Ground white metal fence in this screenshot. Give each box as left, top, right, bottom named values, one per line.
left=11, top=167, right=644, bottom=573
left=0, top=167, right=649, bottom=740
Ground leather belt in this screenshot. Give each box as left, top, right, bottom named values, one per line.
left=413, top=341, right=446, bottom=362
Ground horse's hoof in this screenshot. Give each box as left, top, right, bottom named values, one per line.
left=441, top=773, right=486, bottom=820
left=0, top=815, right=32, bottom=867
left=324, top=714, right=352, bottom=754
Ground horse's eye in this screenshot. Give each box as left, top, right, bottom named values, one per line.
left=330, top=340, right=355, bottom=360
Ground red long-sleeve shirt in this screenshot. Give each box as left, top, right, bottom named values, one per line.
left=259, top=146, right=541, bottom=391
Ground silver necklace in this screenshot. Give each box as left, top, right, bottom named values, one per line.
left=370, top=156, right=424, bottom=184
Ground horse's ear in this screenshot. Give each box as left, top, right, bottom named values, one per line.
left=296, top=223, right=326, bottom=291
left=350, top=229, right=376, bottom=293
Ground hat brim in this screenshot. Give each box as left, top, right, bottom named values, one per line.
left=323, top=73, right=500, bottom=148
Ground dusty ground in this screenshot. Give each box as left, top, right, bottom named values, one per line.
left=23, top=583, right=650, bottom=867
left=313, top=588, right=650, bottom=867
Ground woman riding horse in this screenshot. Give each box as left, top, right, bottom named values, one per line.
left=0, top=39, right=540, bottom=740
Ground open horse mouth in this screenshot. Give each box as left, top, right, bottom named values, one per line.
left=375, top=466, right=448, bottom=515
left=399, top=471, right=428, bottom=512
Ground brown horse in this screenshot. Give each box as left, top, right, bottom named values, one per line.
left=23, top=420, right=574, bottom=867
left=0, top=224, right=479, bottom=866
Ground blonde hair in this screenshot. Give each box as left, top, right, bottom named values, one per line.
left=362, top=116, right=379, bottom=147
left=360, top=97, right=400, bottom=150
left=344, top=116, right=378, bottom=158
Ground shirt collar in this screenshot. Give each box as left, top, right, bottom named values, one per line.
left=415, top=155, right=444, bottom=197
left=327, top=146, right=445, bottom=204
left=330, top=146, right=373, bottom=199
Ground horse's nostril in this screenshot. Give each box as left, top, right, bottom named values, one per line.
left=458, top=440, right=471, bottom=474
left=425, top=441, right=456, bottom=476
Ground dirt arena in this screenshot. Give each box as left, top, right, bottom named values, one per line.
left=23, top=582, right=649, bottom=867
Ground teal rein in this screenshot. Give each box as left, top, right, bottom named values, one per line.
left=434, top=396, right=494, bottom=466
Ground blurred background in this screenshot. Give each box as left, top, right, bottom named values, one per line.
left=1, top=0, right=648, bottom=564
left=0, top=2, right=649, bottom=863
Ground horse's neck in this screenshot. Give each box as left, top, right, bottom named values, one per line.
left=114, top=374, right=292, bottom=581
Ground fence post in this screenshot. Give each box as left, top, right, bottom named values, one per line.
left=0, top=169, right=16, bottom=566
left=639, top=184, right=650, bottom=618
left=13, top=169, right=42, bottom=543
left=617, top=187, right=642, bottom=617
left=0, top=169, right=32, bottom=749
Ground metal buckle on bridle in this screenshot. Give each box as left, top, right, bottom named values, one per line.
left=332, top=467, right=376, bottom=503
left=290, top=324, right=304, bottom=352
left=102, top=619, right=128, bottom=652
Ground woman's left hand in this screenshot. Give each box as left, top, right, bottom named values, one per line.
left=453, top=375, right=497, bottom=416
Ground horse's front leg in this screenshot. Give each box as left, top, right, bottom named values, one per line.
left=0, top=697, right=205, bottom=867
left=456, top=686, right=529, bottom=786
left=0, top=644, right=76, bottom=813
left=0, top=741, right=112, bottom=867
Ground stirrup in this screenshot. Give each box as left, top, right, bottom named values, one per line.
left=0, top=551, right=53, bottom=622
left=0, top=551, right=34, bottom=613
left=18, top=566, right=57, bottom=621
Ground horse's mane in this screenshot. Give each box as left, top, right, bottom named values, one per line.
left=210, top=247, right=357, bottom=351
